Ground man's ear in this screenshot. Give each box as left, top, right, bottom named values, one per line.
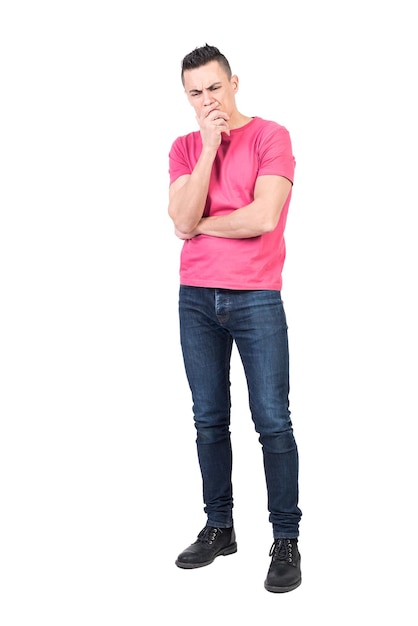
left=231, top=74, right=239, bottom=93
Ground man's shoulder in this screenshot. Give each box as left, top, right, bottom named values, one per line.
left=171, top=129, right=201, bottom=148
left=249, top=117, right=291, bottom=145
left=253, top=117, right=288, bottom=132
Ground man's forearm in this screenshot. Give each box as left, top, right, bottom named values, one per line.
left=194, top=202, right=275, bottom=239
left=192, top=175, right=291, bottom=239
left=169, top=147, right=217, bottom=233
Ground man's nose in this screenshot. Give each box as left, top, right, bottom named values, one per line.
left=202, top=90, right=215, bottom=106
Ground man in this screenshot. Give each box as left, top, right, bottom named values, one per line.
left=168, top=44, right=302, bottom=593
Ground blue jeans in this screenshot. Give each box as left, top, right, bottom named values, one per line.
left=179, top=286, right=302, bottom=539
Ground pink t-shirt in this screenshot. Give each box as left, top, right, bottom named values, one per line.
left=168, top=116, right=295, bottom=290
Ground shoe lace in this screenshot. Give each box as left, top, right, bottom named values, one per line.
left=269, top=539, right=294, bottom=563
left=197, top=526, right=222, bottom=545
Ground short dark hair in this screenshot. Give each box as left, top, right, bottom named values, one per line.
left=181, top=44, right=232, bottom=85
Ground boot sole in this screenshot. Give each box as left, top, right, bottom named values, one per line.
left=175, top=542, right=238, bottom=569
left=264, top=577, right=301, bottom=593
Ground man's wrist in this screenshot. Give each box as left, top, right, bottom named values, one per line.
left=195, top=217, right=207, bottom=235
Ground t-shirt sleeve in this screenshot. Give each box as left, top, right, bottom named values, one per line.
left=168, top=136, right=191, bottom=185
left=258, top=124, right=296, bottom=183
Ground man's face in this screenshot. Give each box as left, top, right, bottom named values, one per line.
left=183, top=60, right=238, bottom=116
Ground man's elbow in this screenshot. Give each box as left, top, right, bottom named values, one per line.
left=169, top=212, right=198, bottom=235
left=261, top=215, right=281, bottom=234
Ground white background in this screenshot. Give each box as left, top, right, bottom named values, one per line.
left=1, top=1, right=417, bottom=624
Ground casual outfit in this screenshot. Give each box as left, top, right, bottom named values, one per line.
left=169, top=116, right=302, bottom=591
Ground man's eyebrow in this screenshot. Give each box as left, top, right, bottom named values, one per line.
left=188, top=82, right=222, bottom=95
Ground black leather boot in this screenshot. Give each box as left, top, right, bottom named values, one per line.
left=264, top=538, right=301, bottom=592
left=175, top=526, right=237, bottom=569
